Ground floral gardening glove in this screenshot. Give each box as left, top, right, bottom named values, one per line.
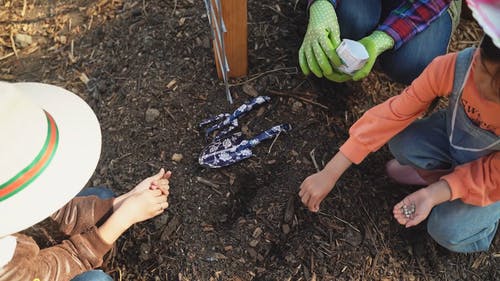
left=299, top=0, right=342, bottom=78
left=352, top=31, right=394, bottom=81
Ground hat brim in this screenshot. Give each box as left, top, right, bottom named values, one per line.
left=466, top=0, right=500, bottom=47
left=0, top=83, right=101, bottom=237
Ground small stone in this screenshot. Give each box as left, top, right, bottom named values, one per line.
left=139, top=243, right=151, bottom=261
left=249, top=239, right=259, bottom=247
left=281, top=224, right=290, bottom=234
left=257, top=254, right=264, bottom=262
left=291, top=101, right=303, bottom=113
left=59, top=35, right=67, bottom=44
left=171, top=153, right=183, bottom=162
left=247, top=248, right=257, bottom=259
left=14, top=33, right=32, bottom=48
left=401, top=203, right=416, bottom=219
left=154, top=213, right=169, bottom=229
left=252, top=227, right=263, bottom=238
left=145, top=108, right=160, bottom=122
left=242, top=84, right=259, bottom=97
left=144, top=35, right=153, bottom=49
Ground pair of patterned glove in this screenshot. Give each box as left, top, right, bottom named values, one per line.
left=298, top=0, right=394, bottom=82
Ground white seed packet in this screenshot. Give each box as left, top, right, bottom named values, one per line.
left=336, top=39, right=369, bottom=75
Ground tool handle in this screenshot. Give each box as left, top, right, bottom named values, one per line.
left=244, top=124, right=292, bottom=148
left=205, top=96, right=270, bottom=136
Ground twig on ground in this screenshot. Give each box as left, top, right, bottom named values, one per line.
left=332, top=215, right=360, bottom=233
left=267, top=131, right=281, bottom=154
left=196, top=176, right=222, bottom=195
left=359, top=200, right=386, bottom=247
left=165, top=108, right=176, bottom=122
left=263, top=4, right=290, bottom=20
left=268, top=89, right=329, bottom=110
left=318, top=211, right=360, bottom=233
left=22, top=0, right=27, bottom=17
left=10, top=30, right=18, bottom=57
left=230, top=67, right=298, bottom=86
left=171, top=0, right=177, bottom=16
left=142, top=0, right=148, bottom=16
left=309, top=148, right=320, bottom=172
left=292, top=79, right=307, bottom=92
left=0, top=52, right=15, bottom=61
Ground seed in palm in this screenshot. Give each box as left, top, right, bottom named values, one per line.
left=401, top=203, right=416, bottom=219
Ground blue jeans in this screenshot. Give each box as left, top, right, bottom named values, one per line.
left=70, top=187, right=115, bottom=281
left=336, top=0, right=452, bottom=84
left=71, top=270, right=113, bottom=281
left=388, top=111, right=500, bottom=252
left=76, top=187, right=115, bottom=199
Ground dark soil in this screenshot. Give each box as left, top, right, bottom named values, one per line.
left=2, top=0, right=499, bottom=280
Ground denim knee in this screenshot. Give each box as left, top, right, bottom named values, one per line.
left=380, top=58, right=423, bottom=85
left=388, top=128, right=451, bottom=170
left=388, top=132, right=428, bottom=168
left=379, top=11, right=452, bottom=84
left=71, top=270, right=113, bottom=281
left=388, top=133, right=410, bottom=164
left=337, top=0, right=381, bottom=40
left=77, top=187, right=115, bottom=199
left=427, top=205, right=498, bottom=253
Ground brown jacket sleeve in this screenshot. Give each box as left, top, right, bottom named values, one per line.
left=0, top=230, right=113, bottom=281
left=50, top=196, right=114, bottom=235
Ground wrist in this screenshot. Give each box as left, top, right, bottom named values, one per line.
left=310, top=0, right=336, bottom=7
left=425, top=180, right=452, bottom=206
left=368, top=31, right=394, bottom=54
left=97, top=211, right=132, bottom=244
left=113, top=194, right=127, bottom=212
left=322, top=151, right=352, bottom=182
left=310, top=0, right=335, bottom=19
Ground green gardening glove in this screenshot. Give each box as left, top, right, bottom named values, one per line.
left=352, top=31, right=394, bottom=81
left=324, top=69, right=352, bottom=83
left=299, top=0, right=342, bottom=78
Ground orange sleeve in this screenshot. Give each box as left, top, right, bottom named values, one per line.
left=442, top=152, right=500, bottom=206
left=340, top=53, right=457, bottom=164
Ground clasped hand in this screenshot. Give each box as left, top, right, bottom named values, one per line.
left=113, top=169, right=172, bottom=225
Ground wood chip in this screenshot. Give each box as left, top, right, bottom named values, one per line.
left=167, top=79, right=177, bottom=89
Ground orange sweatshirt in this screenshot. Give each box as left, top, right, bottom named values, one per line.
left=340, top=51, right=500, bottom=206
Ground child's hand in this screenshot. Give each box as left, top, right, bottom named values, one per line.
left=135, top=168, right=172, bottom=195
left=393, top=188, right=434, bottom=227
left=115, top=189, right=168, bottom=226
left=393, top=180, right=452, bottom=228
left=299, top=152, right=352, bottom=213
left=114, top=169, right=171, bottom=211
left=150, top=170, right=172, bottom=195
left=299, top=170, right=336, bottom=213
left=98, top=188, right=169, bottom=244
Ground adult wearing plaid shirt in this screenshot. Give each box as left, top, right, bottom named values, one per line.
left=299, top=0, right=462, bottom=84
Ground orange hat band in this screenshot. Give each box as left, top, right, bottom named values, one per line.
left=0, top=111, right=59, bottom=201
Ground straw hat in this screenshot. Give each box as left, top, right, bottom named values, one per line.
left=466, top=0, right=500, bottom=47
left=0, top=82, right=101, bottom=237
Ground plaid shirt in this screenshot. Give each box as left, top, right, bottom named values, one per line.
left=308, top=0, right=452, bottom=49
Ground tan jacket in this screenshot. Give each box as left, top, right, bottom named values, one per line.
left=0, top=196, right=114, bottom=281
